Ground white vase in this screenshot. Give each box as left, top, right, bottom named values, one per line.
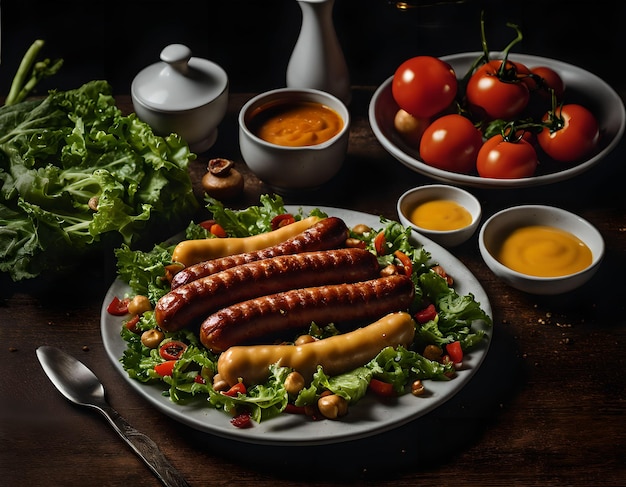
left=286, top=0, right=351, bottom=105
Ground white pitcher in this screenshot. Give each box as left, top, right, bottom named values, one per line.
left=286, top=0, right=351, bottom=105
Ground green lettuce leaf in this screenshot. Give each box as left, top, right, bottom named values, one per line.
left=0, top=80, right=198, bottom=281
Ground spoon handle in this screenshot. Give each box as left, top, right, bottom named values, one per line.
left=98, top=403, right=191, bottom=487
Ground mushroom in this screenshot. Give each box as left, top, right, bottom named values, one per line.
left=201, top=158, right=244, bottom=200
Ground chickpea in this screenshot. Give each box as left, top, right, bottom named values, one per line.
left=212, top=373, right=229, bottom=392
left=352, top=223, right=371, bottom=236
left=284, top=371, right=306, bottom=396
left=317, top=394, right=348, bottom=420
left=294, top=334, right=316, bottom=346
left=140, top=329, right=164, bottom=349
left=411, top=380, right=425, bottom=396
left=128, top=295, right=152, bottom=315
left=345, top=237, right=366, bottom=249
left=380, top=264, right=399, bottom=277
left=423, top=344, right=443, bottom=361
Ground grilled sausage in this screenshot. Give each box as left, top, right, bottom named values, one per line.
left=200, top=274, right=415, bottom=353
left=155, top=248, right=380, bottom=332
left=171, top=216, right=349, bottom=289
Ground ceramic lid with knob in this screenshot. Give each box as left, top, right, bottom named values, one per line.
left=132, top=44, right=228, bottom=112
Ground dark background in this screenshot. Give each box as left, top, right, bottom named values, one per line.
left=1, top=0, right=624, bottom=96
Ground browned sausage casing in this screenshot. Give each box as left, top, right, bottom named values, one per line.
left=200, top=274, right=415, bottom=353
left=155, top=248, right=380, bottom=332
left=170, top=216, right=349, bottom=289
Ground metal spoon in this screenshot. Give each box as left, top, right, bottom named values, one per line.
left=36, top=345, right=191, bottom=487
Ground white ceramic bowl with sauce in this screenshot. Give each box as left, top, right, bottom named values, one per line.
left=132, top=44, right=229, bottom=153
left=238, top=88, right=350, bottom=193
left=397, top=184, right=482, bottom=247
left=478, top=205, right=605, bottom=294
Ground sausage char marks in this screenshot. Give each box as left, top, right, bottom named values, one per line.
left=170, top=217, right=349, bottom=289
left=155, top=248, right=380, bottom=332
left=200, top=274, right=415, bottom=353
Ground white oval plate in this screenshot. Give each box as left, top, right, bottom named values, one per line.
left=369, top=52, right=626, bottom=189
left=101, top=206, right=492, bottom=445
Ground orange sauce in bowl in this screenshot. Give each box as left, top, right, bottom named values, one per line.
left=496, top=225, right=592, bottom=277
left=249, top=101, right=343, bottom=147
left=409, top=200, right=473, bottom=231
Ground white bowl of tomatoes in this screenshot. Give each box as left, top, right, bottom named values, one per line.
left=369, top=52, right=625, bottom=189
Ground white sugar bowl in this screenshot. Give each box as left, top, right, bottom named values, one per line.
left=131, top=44, right=229, bottom=153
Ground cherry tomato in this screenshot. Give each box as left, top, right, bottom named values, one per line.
left=374, top=231, right=387, bottom=255
left=530, top=66, right=565, bottom=99
left=446, top=341, right=464, bottom=364
left=198, top=219, right=217, bottom=231
left=199, top=220, right=227, bottom=237
left=284, top=403, right=306, bottom=415
left=369, top=378, right=395, bottom=397
left=537, top=104, right=600, bottom=163
left=107, top=296, right=130, bottom=316
left=466, top=60, right=530, bottom=120
left=393, top=108, right=430, bottom=149
left=419, top=114, right=483, bottom=174
left=154, top=360, right=177, bottom=377
left=414, top=303, right=437, bottom=324
left=271, top=213, right=296, bottom=230
left=159, top=340, right=188, bottom=360
left=392, top=56, right=458, bottom=118
left=209, top=223, right=227, bottom=238
left=394, top=250, right=413, bottom=276
left=476, top=134, right=538, bottom=179
left=221, top=382, right=247, bottom=397
left=230, top=412, right=252, bottom=428
left=124, top=315, right=141, bottom=334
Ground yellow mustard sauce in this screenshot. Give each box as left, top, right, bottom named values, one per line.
left=249, top=101, right=343, bottom=147
left=496, top=225, right=592, bottom=277
left=409, top=200, right=473, bottom=231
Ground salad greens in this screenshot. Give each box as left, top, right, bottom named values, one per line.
left=0, top=80, right=198, bottom=281
left=114, top=195, right=492, bottom=425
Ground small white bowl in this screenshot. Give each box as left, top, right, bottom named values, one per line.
left=132, top=44, right=229, bottom=153
left=479, top=205, right=605, bottom=295
left=238, top=88, right=350, bottom=193
left=397, top=184, right=482, bottom=247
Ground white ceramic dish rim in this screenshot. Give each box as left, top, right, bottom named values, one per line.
left=369, top=52, right=626, bottom=189
left=239, top=88, right=351, bottom=151
left=101, top=206, right=492, bottom=446
left=478, top=204, right=605, bottom=282
left=397, top=184, right=482, bottom=238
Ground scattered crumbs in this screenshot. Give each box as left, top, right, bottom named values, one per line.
left=82, top=345, right=90, bottom=352
left=545, top=312, right=552, bottom=319
left=501, top=319, right=508, bottom=324
left=521, top=353, right=528, bottom=359
left=9, top=347, right=18, bottom=352
left=618, top=227, right=626, bottom=232
left=47, top=321, right=54, bottom=326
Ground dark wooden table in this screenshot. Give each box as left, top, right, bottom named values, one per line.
left=2, top=87, right=625, bottom=486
